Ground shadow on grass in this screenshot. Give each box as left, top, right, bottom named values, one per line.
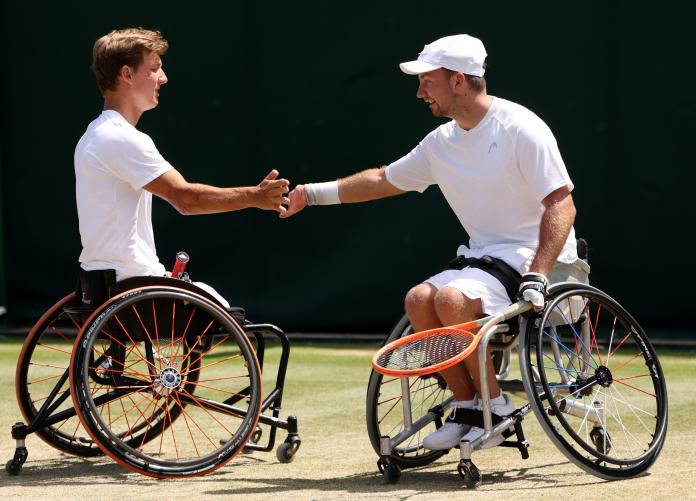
left=3, top=452, right=641, bottom=495
left=201, top=459, right=616, bottom=496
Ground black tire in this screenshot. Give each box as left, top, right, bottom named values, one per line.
left=15, top=293, right=102, bottom=457
left=520, top=283, right=668, bottom=480
left=70, top=286, right=262, bottom=478
left=366, top=314, right=449, bottom=468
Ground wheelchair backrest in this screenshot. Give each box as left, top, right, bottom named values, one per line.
left=546, top=257, right=591, bottom=327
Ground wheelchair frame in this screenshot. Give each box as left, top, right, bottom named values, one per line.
left=367, top=279, right=668, bottom=486
left=7, top=277, right=301, bottom=477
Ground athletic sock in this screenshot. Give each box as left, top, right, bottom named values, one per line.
left=451, top=397, right=478, bottom=409
left=490, top=394, right=506, bottom=406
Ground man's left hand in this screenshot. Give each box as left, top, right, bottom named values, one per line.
left=518, top=272, right=548, bottom=311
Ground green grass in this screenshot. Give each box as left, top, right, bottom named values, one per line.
left=1, top=337, right=695, bottom=499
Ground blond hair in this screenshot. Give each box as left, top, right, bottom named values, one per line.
left=91, top=28, right=168, bottom=94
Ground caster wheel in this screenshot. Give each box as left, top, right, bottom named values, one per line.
left=6, top=459, right=22, bottom=476
left=251, top=426, right=263, bottom=444
left=590, top=426, right=611, bottom=454
left=377, top=458, right=401, bottom=484
left=458, top=460, right=481, bottom=488
left=276, top=437, right=301, bottom=463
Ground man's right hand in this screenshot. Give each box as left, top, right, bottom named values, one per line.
left=279, top=184, right=308, bottom=218
left=253, top=170, right=290, bottom=214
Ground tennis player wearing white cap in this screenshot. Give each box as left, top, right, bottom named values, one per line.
left=281, top=34, right=578, bottom=450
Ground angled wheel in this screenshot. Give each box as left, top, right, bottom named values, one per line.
left=520, top=283, right=668, bottom=479
left=366, top=314, right=449, bottom=468
left=15, top=293, right=101, bottom=456
left=366, top=313, right=506, bottom=468
left=70, top=286, right=262, bottom=478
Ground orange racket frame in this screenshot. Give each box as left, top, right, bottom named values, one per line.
left=371, top=300, right=532, bottom=377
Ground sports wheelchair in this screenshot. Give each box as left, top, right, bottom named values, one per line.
left=366, top=248, right=668, bottom=486
left=7, top=265, right=301, bottom=478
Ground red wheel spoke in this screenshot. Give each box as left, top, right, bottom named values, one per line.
left=178, top=320, right=216, bottom=368
left=179, top=335, right=236, bottom=377
left=183, top=381, right=250, bottom=398
left=28, top=373, right=64, bottom=385
left=607, top=332, right=632, bottom=362
left=29, top=362, right=68, bottom=370
left=613, top=379, right=656, bottom=397
left=177, top=387, right=239, bottom=432
left=171, top=392, right=216, bottom=452
left=36, top=343, right=72, bottom=356
left=49, top=325, right=73, bottom=345
left=131, top=303, right=162, bottom=372
left=610, top=352, right=644, bottom=374
left=171, top=393, right=201, bottom=457
left=613, top=373, right=651, bottom=382
left=172, top=309, right=196, bottom=363
left=163, top=396, right=180, bottom=459
left=378, top=394, right=402, bottom=424
left=184, top=351, right=243, bottom=374
left=192, top=374, right=249, bottom=383
left=113, top=313, right=156, bottom=372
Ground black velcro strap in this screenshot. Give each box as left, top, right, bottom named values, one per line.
left=447, top=255, right=522, bottom=303
left=77, top=267, right=117, bottom=307
left=446, top=408, right=505, bottom=428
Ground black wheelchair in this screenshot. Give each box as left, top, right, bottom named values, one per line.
left=7, top=267, right=301, bottom=478
left=366, top=247, right=668, bottom=486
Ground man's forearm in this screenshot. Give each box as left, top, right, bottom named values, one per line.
left=338, top=167, right=404, bottom=203
left=529, top=195, right=576, bottom=275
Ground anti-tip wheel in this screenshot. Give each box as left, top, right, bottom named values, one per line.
left=276, top=439, right=300, bottom=463
left=458, top=460, right=481, bottom=488
left=378, top=458, right=401, bottom=484
left=5, top=459, right=22, bottom=476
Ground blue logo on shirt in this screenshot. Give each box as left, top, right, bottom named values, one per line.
left=488, top=142, right=498, bottom=153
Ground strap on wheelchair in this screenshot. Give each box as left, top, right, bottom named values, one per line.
left=447, top=255, right=522, bottom=303
left=76, top=267, right=117, bottom=307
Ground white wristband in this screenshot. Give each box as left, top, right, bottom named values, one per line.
left=305, top=181, right=341, bottom=206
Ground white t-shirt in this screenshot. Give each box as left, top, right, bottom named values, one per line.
left=75, top=110, right=173, bottom=280
left=385, top=96, right=577, bottom=274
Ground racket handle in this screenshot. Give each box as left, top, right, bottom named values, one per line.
left=171, top=251, right=189, bottom=279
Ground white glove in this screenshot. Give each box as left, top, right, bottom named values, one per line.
left=518, top=272, right=548, bottom=309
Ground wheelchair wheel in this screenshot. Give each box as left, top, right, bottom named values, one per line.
left=366, top=314, right=449, bottom=467
left=15, top=293, right=101, bottom=457
left=520, top=283, right=668, bottom=479
left=70, top=286, right=262, bottom=478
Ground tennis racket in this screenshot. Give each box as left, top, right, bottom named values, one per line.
left=372, top=299, right=531, bottom=377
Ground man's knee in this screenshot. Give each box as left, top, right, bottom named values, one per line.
left=404, top=283, right=437, bottom=319
left=434, top=286, right=482, bottom=324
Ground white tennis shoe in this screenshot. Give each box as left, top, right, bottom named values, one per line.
left=423, top=399, right=477, bottom=450
left=460, top=394, right=516, bottom=449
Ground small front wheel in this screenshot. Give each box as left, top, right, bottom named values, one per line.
left=276, top=439, right=300, bottom=463
left=458, top=460, right=481, bottom=488
left=378, top=458, right=401, bottom=484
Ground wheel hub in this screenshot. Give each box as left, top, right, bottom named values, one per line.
left=160, top=367, right=181, bottom=390
left=595, top=365, right=613, bottom=387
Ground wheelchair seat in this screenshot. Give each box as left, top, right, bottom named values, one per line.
left=64, top=274, right=247, bottom=325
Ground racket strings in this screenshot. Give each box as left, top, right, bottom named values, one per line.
left=376, top=329, right=474, bottom=371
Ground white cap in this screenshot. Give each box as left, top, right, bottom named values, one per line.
left=399, top=34, right=487, bottom=77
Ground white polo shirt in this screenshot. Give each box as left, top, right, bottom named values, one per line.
left=74, top=110, right=172, bottom=280
left=385, top=96, right=577, bottom=273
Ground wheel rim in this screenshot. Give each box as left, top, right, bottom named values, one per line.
left=530, top=288, right=667, bottom=469
left=71, top=287, right=262, bottom=476
left=16, top=293, right=100, bottom=456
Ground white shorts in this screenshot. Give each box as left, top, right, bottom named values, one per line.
left=425, top=267, right=512, bottom=316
